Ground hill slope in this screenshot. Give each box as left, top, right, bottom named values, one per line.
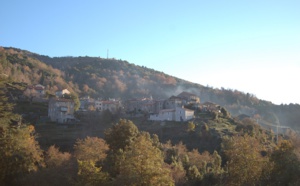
left=1, top=46, right=300, bottom=131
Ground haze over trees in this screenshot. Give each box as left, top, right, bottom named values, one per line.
left=1, top=46, right=300, bottom=185
left=1, top=113, right=300, bottom=185
left=1, top=47, right=299, bottom=131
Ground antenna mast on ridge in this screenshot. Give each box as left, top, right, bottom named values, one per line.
left=107, top=49, right=109, bottom=59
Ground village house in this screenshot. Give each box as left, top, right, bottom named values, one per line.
left=24, top=84, right=45, bottom=98
left=55, top=88, right=70, bottom=97
left=149, top=107, right=194, bottom=122
left=177, top=91, right=200, bottom=104
left=124, top=98, right=154, bottom=114
left=149, top=109, right=175, bottom=121
left=164, top=96, right=184, bottom=109
left=124, top=91, right=200, bottom=115
left=48, top=98, right=75, bottom=123
left=154, top=99, right=165, bottom=114
left=95, top=99, right=122, bottom=113
left=79, top=96, right=95, bottom=111
left=141, top=101, right=155, bottom=113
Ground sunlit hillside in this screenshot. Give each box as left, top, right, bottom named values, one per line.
left=1, top=47, right=300, bottom=131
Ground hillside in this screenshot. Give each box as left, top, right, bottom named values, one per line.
left=1, top=46, right=300, bottom=131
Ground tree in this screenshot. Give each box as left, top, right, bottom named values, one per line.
left=22, top=146, right=75, bottom=186
left=103, top=119, right=140, bottom=177
left=0, top=80, right=43, bottom=185
left=187, top=165, right=202, bottom=185
left=73, top=137, right=110, bottom=185
left=74, top=136, right=109, bottom=162
left=115, top=133, right=174, bottom=186
left=45, top=145, right=71, bottom=168
left=169, top=160, right=186, bottom=185
left=76, top=160, right=110, bottom=186
left=104, top=119, right=139, bottom=151
left=0, top=125, right=44, bottom=184
left=222, top=134, right=267, bottom=185
left=187, top=121, right=196, bottom=132
left=268, top=140, right=300, bottom=185
left=221, top=107, right=230, bottom=118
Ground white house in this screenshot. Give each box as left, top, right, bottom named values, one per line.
left=149, top=109, right=175, bottom=121
left=149, top=107, right=194, bottom=122
left=175, top=107, right=194, bottom=121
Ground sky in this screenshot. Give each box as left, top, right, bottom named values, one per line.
left=1, top=0, right=300, bottom=105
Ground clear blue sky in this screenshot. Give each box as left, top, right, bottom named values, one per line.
left=1, top=0, right=300, bottom=104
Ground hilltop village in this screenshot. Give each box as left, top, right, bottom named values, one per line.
left=2, top=49, right=300, bottom=186
left=20, top=83, right=221, bottom=124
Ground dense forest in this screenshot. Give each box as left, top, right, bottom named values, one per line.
left=1, top=47, right=300, bottom=130
left=1, top=46, right=300, bottom=185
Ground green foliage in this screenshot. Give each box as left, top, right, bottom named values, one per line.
left=267, top=140, right=300, bottom=185
left=76, top=160, right=109, bottom=186
left=104, top=119, right=139, bottom=151
left=163, top=141, right=224, bottom=185
left=187, top=121, right=196, bottom=132
left=221, top=107, right=230, bottom=118
left=187, top=165, right=202, bottom=184
left=63, top=93, right=80, bottom=111
left=0, top=125, right=44, bottom=184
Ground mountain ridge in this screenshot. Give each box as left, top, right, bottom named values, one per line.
left=1, top=46, right=300, bottom=131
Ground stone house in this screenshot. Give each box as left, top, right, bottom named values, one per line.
left=164, top=96, right=184, bottom=109
left=48, top=98, right=75, bottom=123
left=177, top=91, right=200, bottom=104
left=24, top=84, right=45, bottom=98
left=95, top=100, right=122, bottom=113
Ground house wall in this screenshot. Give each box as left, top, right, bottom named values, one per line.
left=48, top=99, right=75, bottom=123
left=164, top=99, right=183, bottom=109
left=95, top=100, right=122, bottom=113
left=149, top=109, right=175, bottom=121
left=149, top=107, right=194, bottom=122
left=154, top=100, right=164, bottom=113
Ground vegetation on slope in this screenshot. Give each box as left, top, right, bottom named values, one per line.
left=1, top=46, right=300, bottom=130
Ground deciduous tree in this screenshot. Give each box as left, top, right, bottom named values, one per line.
left=115, top=133, right=174, bottom=186
left=222, top=134, right=267, bottom=185
left=74, top=136, right=109, bottom=162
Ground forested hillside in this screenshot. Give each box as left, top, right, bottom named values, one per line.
left=1, top=47, right=300, bottom=130
left=1, top=47, right=300, bottom=185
